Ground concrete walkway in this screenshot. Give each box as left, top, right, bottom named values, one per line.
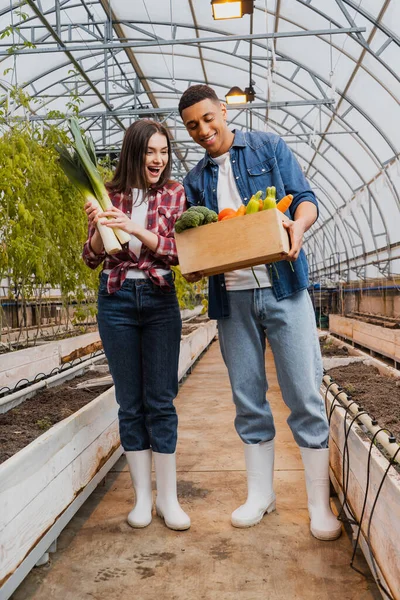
left=12, top=340, right=379, bottom=600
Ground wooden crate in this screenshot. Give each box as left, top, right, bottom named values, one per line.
left=175, top=208, right=290, bottom=276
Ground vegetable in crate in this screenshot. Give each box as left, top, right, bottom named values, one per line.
left=187, top=205, right=218, bottom=223
left=263, top=186, right=277, bottom=210
left=218, top=208, right=236, bottom=221
left=246, top=191, right=262, bottom=214
left=276, top=194, right=293, bottom=213
left=175, top=206, right=217, bottom=233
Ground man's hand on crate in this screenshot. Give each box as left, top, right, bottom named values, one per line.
left=282, top=219, right=304, bottom=261
left=283, top=201, right=318, bottom=261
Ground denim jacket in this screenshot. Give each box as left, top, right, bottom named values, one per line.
left=183, top=130, right=318, bottom=319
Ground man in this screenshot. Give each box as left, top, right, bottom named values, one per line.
left=179, top=84, right=341, bottom=541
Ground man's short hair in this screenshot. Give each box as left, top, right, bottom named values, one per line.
left=178, top=84, right=220, bottom=117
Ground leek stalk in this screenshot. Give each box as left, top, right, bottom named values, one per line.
left=68, top=118, right=131, bottom=245
left=56, top=144, right=122, bottom=255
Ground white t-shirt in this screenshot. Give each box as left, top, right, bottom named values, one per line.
left=213, top=152, right=271, bottom=291
left=129, top=189, right=147, bottom=258
left=103, top=188, right=147, bottom=279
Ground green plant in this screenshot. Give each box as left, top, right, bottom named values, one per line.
left=344, top=383, right=356, bottom=394
left=0, top=116, right=99, bottom=340
left=172, top=266, right=207, bottom=311
left=36, top=417, right=52, bottom=431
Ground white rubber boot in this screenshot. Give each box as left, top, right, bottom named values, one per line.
left=125, top=449, right=153, bottom=528
left=231, top=440, right=276, bottom=528
left=300, top=447, right=342, bottom=541
left=153, top=452, right=190, bottom=531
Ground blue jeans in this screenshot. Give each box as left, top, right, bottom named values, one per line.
left=218, top=288, right=328, bottom=448
left=97, top=272, right=181, bottom=454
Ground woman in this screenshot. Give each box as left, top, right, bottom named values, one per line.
left=82, top=120, right=189, bottom=531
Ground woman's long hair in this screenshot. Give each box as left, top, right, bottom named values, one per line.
left=106, top=119, right=172, bottom=196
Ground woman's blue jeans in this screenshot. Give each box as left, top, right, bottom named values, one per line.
left=218, top=288, right=328, bottom=448
left=97, top=272, right=181, bottom=454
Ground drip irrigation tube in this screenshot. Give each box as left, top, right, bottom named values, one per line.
left=323, top=375, right=400, bottom=465
left=0, top=353, right=106, bottom=414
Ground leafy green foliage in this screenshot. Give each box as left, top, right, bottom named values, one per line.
left=172, top=266, right=207, bottom=312
left=0, top=121, right=98, bottom=321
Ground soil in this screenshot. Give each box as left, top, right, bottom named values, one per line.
left=182, top=315, right=209, bottom=336
left=325, top=362, right=400, bottom=441
left=0, top=369, right=112, bottom=465
left=320, top=338, right=349, bottom=357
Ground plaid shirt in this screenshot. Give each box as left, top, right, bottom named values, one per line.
left=82, top=181, right=187, bottom=293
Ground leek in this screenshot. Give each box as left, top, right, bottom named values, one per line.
left=56, top=143, right=122, bottom=255
left=68, top=118, right=131, bottom=245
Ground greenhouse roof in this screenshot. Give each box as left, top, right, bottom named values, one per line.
left=1, top=0, right=400, bottom=283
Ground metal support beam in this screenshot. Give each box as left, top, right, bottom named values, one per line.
left=25, top=98, right=335, bottom=121
left=0, top=26, right=366, bottom=55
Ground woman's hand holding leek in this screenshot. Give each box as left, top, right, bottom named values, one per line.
left=100, top=206, right=159, bottom=252
left=84, top=201, right=104, bottom=255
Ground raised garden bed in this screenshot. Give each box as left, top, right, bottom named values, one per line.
left=0, top=367, right=111, bottom=464
left=320, top=334, right=400, bottom=599
left=326, top=362, right=400, bottom=441
left=320, top=334, right=400, bottom=441
left=0, top=386, right=122, bottom=597
left=320, top=336, right=350, bottom=357
left=329, top=314, right=400, bottom=365
left=0, top=317, right=217, bottom=599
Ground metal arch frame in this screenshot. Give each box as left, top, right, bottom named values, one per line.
left=0, top=2, right=398, bottom=279
left=248, top=50, right=400, bottom=255
left=5, top=8, right=398, bottom=106
left=261, top=102, right=391, bottom=264
left=2, top=11, right=397, bottom=160
left=0, top=7, right=396, bottom=216
left=298, top=0, right=400, bottom=55
left=10, top=39, right=393, bottom=173
left=299, top=0, right=395, bottom=274
left=305, top=0, right=394, bottom=176
left=1, top=0, right=400, bottom=135
left=256, top=121, right=363, bottom=271
left=303, top=178, right=351, bottom=281
left=5, top=17, right=398, bottom=180
left=131, top=42, right=399, bottom=210
left=24, top=0, right=189, bottom=169
left=2, top=5, right=400, bottom=113
left=268, top=0, right=400, bottom=94
left=245, top=107, right=363, bottom=251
